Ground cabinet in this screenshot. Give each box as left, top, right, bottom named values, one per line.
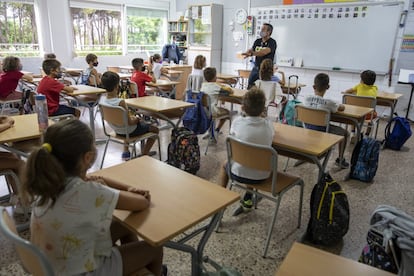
left=187, top=4, right=223, bottom=71
left=168, top=21, right=187, bottom=60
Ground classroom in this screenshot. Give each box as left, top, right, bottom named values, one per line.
left=0, top=0, right=414, bottom=275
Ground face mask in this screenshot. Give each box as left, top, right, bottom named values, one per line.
left=18, top=64, right=23, bottom=71
left=93, top=62, right=99, bottom=67
left=260, top=31, right=267, bottom=38
left=56, top=72, right=63, bottom=79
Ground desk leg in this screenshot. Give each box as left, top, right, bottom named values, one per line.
left=406, top=84, right=414, bottom=120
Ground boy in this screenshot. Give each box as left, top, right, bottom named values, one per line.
left=101, top=71, right=159, bottom=160
left=218, top=88, right=275, bottom=215
left=82, top=53, right=101, bottom=87
left=130, top=58, right=156, bottom=97
left=201, top=67, right=232, bottom=135
left=344, top=70, right=377, bottom=97
left=37, top=59, right=80, bottom=118
left=304, top=73, right=349, bottom=169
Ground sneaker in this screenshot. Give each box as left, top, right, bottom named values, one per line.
left=232, top=199, right=253, bottom=216
left=121, top=151, right=131, bottom=161
left=335, top=158, right=349, bottom=169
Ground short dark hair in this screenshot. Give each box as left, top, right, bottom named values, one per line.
left=42, top=59, right=61, bottom=75
left=360, top=70, right=376, bottom=85
left=85, top=53, right=98, bottom=64
left=263, top=23, right=273, bottom=35
left=314, top=73, right=330, bottom=92
left=151, top=54, right=161, bottom=63
left=203, top=67, right=217, bottom=82
left=2, top=56, right=20, bottom=72
left=101, top=71, right=120, bottom=92
left=44, top=53, right=56, bottom=60
left=242, top=87, right=266, bottom=117
left=132, top=58, right=144, bottom=70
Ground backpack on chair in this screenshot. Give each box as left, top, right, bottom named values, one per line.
left=182, top=90, right=211, bottom=135
left=350, top=136, right=381, bottom=182
left=167, top=127, right=200, bottom=174
left=383, top=116, right=412, bottom=150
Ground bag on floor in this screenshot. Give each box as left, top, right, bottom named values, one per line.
left=306, top=173, right=349, bottom=246
left=118, top=79, right=132, bottom=99
left=167, top=127, right=200, bottom=174
left=201, top=256, right=242, bottom=276
left=359, top=205, right=414, bottom=275
left=383, top=117, right=412, bottom=150
left=182, top=91, right=211, bottom=135
left=350, top=137, right=380, bottom=182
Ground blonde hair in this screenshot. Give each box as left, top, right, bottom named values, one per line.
left=259, top=59, right=273, bottom=81
left=193, top=55, right=206, bottom=70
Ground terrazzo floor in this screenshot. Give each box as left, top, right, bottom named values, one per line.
left=1, top=105, right=413, bottom=276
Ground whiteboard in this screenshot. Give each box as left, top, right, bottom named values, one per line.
left=252, top=2, right=403, bottom=73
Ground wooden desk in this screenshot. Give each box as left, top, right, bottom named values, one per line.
left=63, top=68, right=83, bottom=84
left=376, top=91, right=403, bottom=121
left=331, top=104, right=373, bottom=144
left=219, top=88, right=247, bottom=105
left=0, top=114, right=43, bottom=157
left=125, top=96, right=193, bottom=128
left=276, top=242, right=395, bottom=276
left=118, top=73, right=132, bottom=80
left=91, top=157, right=239, bottom=276
left=118, top=65, right=133, bottom=72
left=67, top=85, right=107, bottom=137
left=146, top=79, right=181, bottom=98
left=163, top=65, right=192, bottom=100
left=217, top=73, right=239, bottom=87
left=273, top=123, right=343, bottom=181
left=281, top=83, right=306, bottom=98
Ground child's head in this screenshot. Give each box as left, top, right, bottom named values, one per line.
left=132, top=58, right=144, bottom=71
left=2, top=56, right=22, bottom=72
left=259, top=58, right=273, bottom=81
left=203, top=67, right=217, bottom=82
left=42, top=59, right=62, bottom=78
left=44, top=53, right=56, bottom=60
left=101, top=71, right=120, bottom=92
left=151, top=54, right=162, bottom=64
left=242, top=87, right=266, bottom=117
left=360, top=70, right=376, bottom=85
left=23, top=119, right=95, bottom=206
left=313, top=73, right=330, bottom=93
left=194, top=55, right=206, bottom=70
left=86, top=53, right=98, bottom=67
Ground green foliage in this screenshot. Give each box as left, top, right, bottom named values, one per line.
left=127, top=16, right=164, bottom=45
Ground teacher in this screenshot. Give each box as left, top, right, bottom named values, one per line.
left=242, top=23, right=277, bottom=89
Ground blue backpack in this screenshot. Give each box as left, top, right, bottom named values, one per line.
left=350, top=137, right=381, bottom=182
left=383, top=117, right=412, bottom=150
left=279, top=99, right=302, bottom=126
left=182, top=91, right=211, bottom=135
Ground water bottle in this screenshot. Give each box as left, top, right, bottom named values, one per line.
left=35, top=94, right=48, bottom=132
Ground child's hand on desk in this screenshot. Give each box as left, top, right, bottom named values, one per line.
left=85, top=175, right=107, bottom=185
left=127, top=187, right=151, bottom=201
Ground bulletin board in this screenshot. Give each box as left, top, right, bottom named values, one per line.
left=251, top=2, right=403, bottom=73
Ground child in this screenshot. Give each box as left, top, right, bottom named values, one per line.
left=0, top=56, right=33, bottom=100
left=304, top=73, right=349, bottom=169
left=218, top=88, right=274, bottom=215
left=192, top=55, right=206, bottom=76
left=131, top=58, right=156, bottom=97
left=201, top=67, right=232, bottom=134
left=37, top=59, right=80, bottom=118
left=148, top=54, right=168, bottom=79
left=83, top=53, right=102, bottom=87
left=344, top=70, right=377, bottom=97
left=253, top=58, right=283, bottom=107
left=101, top=71, right=159, bottom=160
left=21, top=119, right=164, bottom=275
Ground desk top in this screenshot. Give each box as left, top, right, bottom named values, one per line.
left=229, top=88, right=247, bottom=100
left=118, top=73, right=132, bottom=79
left=91, top=156, right=240, bottom=246
left=335, top=104, right=373, bottom=119
left=125, top=96, right=193, bottom=112
left=377, top=91, right=403, bottom=101
left=63, top=68, right=83, bottom=73
left=276, top=242, right=395, bottom=276
left=68, top=85, right=107, bottom=96
left=217, top=73, right=239, bottom=80
left=0, top=114, right=42, bottom=144
left=146, top=79, right=180, bottom=87
left=273, top=123, right=343, bottom=157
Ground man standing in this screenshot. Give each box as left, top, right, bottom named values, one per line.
left=242, top=23, right=277, bottom=88
left=162, top=35, right=182, bottom=64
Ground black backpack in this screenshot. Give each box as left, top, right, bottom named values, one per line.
left=167, top=127, right=200, bottom=174
left=350, top=137, right=380, bottom=182
left=306, top=173, right=350, bottom=245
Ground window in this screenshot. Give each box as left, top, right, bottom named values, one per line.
left=70, top=3, right=122, bottom=56
left=126, top=7, right=167, bottom=55
left=0, top=1, right=39, bottom=57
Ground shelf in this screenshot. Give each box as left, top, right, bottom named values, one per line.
left=189, top=32, right=212, bottom=35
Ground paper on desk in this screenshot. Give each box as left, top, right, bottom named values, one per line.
left=398, top=69, right=414, bottom=83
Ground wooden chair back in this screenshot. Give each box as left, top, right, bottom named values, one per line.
left=342, top=94, right=376, bottom=108
left=129, top=81, right=138, bottom=98
left=99, top=104, right=128, bottom=131
left=0, top=207, right=54, bottom=276
left=295, top=105, right=330, bottom=131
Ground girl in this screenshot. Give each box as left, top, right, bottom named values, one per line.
left=0, top=56, right=33, bottom=100
left=253, top=58, right=283, bottom=108
left=21, top=119, right=164, bottom=275
left=148, top=54, right=167, bottom=79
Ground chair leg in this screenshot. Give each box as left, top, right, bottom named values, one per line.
left=283, top=158, right=290, bottom=172
left=100, top=140, right=110, bottom=169
left=157, top=136, right=162, bottom=161
left=297, top=182, right=304, bottom=229
left=263, top=197, right=282, bottom=258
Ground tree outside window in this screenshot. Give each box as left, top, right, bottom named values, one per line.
left=0, top=1, right=39, bottom=57
left=71, top=7, right=122, bottom=56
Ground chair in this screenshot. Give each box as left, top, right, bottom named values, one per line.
left=99, top=103, right=161, bottom=168
left=186, top=74, right=204, bottom=93
left=0, top=98, right=21, bottom=115
left=0, top=207, right=54, bottom=276
left=129, top=80, right=139, bottom=98
left=237, top=69, right=251, bottom=89
left=342, top=94, right=379, bottom=138
left=202, top=93, right=231, bottom=155
left=224, top=136, right=304, bottom=257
